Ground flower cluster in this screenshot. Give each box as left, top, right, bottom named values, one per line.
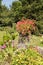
left=16, top=19, right=36, bottom=35
left=0, top=44, right=6, bottom=49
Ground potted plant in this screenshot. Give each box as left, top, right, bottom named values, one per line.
left=16, top=18, right=36, bottom=43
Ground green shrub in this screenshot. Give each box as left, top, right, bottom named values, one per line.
left=0, top=27, right=4, bottom=31
left=12, top=32, right=19, bottom=40
left=36, top=20, right=43, bottom=34
left=3, top=34, right=12, bottom=42
left=40, top=40, right=43, bottom=44
left=34, top=27, right=40, bottom=36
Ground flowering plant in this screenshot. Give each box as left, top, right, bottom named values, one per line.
left=16, top=19, right=36, bottom=36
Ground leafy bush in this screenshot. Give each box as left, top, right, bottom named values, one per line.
left=3, top=34, right=12, bottom=42
left=3, top=27, right=15, bottom=34
left=36, top=20, right=43, bottom=34
left=33, top=27, right=40, bottom=36
left=11, top=32, right=19, bottom=40
left=0, top=27, right=4, bottom=31
left=40, top=38, right=43, bottom=44
left=11, top=48, right=43, bottom=65
left=16, top=19, right=36, bottom=36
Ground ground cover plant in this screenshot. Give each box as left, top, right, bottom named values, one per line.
left=0, top=46, right=43, bottom=65
left=11, top=48, right=43, bottom=65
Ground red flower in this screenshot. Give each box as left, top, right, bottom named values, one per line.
left=1, top=44, right=6, bottom=49
left=16, top=19, right=36, bottom=35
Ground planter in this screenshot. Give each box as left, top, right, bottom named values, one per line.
left=18, top=33, right=31, bottom=44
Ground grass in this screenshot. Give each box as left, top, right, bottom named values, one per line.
left=0, top=31, right=7, bottom=45
left=29, top=35, right=43, bottom=47
left=0, top=31, right=6, bottom=41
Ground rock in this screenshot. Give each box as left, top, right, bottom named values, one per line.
left=34, top=46, right=43, bottom=57
left=37, top=46, right=43, bottom=56
left=17, top=43, right=27, bottom=49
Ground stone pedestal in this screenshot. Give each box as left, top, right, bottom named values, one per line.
left=18, top=33, right=31, bottom=44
